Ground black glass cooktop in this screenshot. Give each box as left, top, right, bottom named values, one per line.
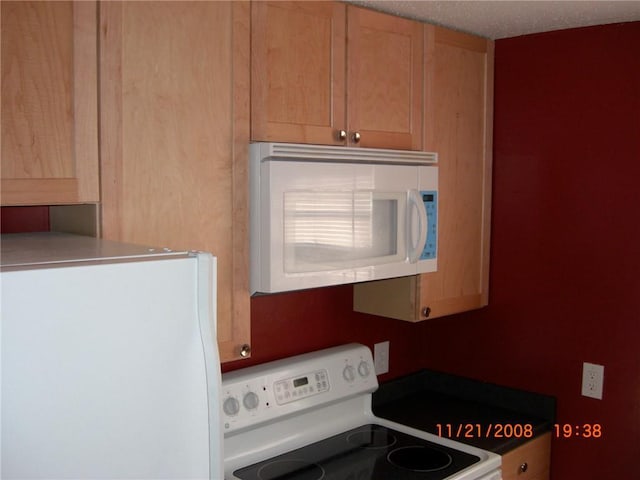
left=233, top=424, right=480, bottom=480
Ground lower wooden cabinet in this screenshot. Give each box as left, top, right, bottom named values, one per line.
left=99, top=1, right=250, bottom=362
left=501, top=433, right=551, bottom=480
left=354, top=26, right=494, bottom=322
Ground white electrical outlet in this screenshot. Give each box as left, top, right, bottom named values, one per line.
left=374, top=341, right=390, bottom=375
left=581, top=362, right=604, bottom=399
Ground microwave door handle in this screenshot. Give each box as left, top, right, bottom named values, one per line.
left=407, top=190, right=428, bottom=264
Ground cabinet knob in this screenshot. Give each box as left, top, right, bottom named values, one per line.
left=352, top=131, right=361, bottom=143
left=422, top=307, right=431, bottom=318
left=519, top=462, right=528, bottom=473
left=239, top=343, right=251, bottom=358
left=338, top=130, right=348, bottom=141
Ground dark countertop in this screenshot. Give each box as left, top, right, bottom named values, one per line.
left=372, top=369, right=556, bottom=454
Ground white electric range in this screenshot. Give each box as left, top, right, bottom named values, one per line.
left=222, top=343, right=501, bottom=480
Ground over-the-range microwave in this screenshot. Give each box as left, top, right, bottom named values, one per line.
left=250, top=142, right=438, bottom=294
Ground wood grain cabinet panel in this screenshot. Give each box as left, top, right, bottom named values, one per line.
left=251, top=1, right=345, bottom=145
left=99, top=1, right=250, bottom=362
left=346, top=7, right=423, bottom=150
left=354, top=26, right=493, bottom=321
left=501, top=433, right=551, bottom=480
left=1, top=1, right=98, bottom=206
left=251, top=1, right=422, bottom=150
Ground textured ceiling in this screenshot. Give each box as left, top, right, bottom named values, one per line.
left=351, top=1, right=640, bottom=39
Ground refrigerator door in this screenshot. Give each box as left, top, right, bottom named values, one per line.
left=1, top=253, right=222, bottom=479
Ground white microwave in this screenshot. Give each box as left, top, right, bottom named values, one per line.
left=250, top=143, right=438, bottom=294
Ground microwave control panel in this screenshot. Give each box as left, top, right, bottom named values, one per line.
left=420, top=190, right=438, bottom=260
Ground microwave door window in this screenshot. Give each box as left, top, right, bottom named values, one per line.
left=283, top=191, right=405, bottom=273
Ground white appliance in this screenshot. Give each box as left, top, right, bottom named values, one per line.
left=250, top=143, right=438, bottom=294
left=0, top=233, right=223, bottom=479
left=222, top=343, right=501, bottom=480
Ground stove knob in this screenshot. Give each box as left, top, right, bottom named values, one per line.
left=358, top=360, right=371, bottom=378
left=243, top=391, right=260, bottom=410
left=223, top=396, right=240, bottom=416
left=343, top=365, right=356, bottom=383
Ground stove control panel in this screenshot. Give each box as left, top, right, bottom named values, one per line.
left=221, top=343, right=377, bottom=435
left=275, top=368, right=329, bottom=405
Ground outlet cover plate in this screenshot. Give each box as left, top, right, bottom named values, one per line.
left=581, top=362, right=604, bottom=400
left=374, top=341, right=389, bottom=375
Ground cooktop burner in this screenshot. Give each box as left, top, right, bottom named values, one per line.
left=233, top=425, right=480, bottom=480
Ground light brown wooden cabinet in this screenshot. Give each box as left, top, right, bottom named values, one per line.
left=251, top=1, right=423, bottom=150
left=99, top=1, right=251, bottom=362
left=354, top=26, right=494, bottom=321
left=1, top=1, right=99, bottom=206
left=501, top=433, right=551, bottom=480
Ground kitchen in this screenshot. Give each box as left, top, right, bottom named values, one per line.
left=2, top=1, right=639, bottom=479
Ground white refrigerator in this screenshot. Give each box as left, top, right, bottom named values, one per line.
left=1, top=233, right=223, bottom=479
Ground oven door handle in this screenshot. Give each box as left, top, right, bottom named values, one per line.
left=407, top=189, right=428, bottom=264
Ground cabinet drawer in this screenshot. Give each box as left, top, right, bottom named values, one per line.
left=501, top=432, right=551, bottom=480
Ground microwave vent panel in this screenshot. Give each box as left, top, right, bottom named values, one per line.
left=252, top=143, right=437, bottom=166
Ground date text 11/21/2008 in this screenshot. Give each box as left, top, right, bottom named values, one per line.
left=436, top=423, right=603, bottom=440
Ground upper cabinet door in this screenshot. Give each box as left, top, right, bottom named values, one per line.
left=99, top=1, right=251, bottom=362
left=346, top=6, right=423, bottom=150
left=419, top=26, right=494, bottom=319
left=1, top=1, right=99, bottom=206
left=251, top=1, right=423, bottom=150
left=353, top=26, right=493, bottom=322
left=251, top=1, right=346, bottom=145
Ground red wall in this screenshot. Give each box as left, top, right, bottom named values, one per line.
left=417, top=22, right=640, bottom=477
left=1, top=206, right=49, bottom=232
left=223, top=285, right=429, bottom=381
